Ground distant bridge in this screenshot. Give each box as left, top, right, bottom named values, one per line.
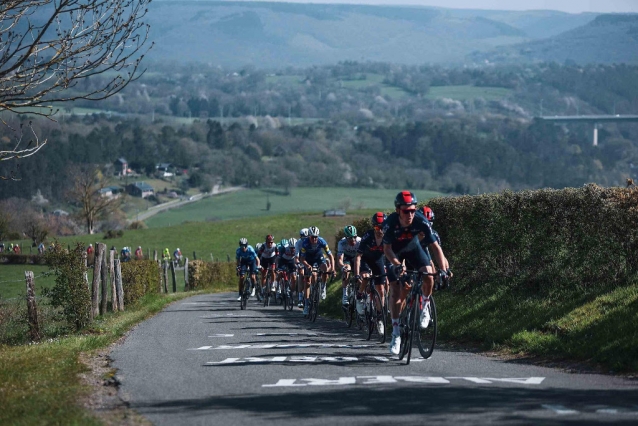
left=536, top=115, right=638, bottom=146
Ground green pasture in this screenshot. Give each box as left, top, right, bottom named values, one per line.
left=425, top=85, right=512, bottom=101
left=0, top=265, right=55, bottom=300
left=145, top=187, right=442, bottom=228
left=6, top=211, right=377, bottom=268
left=339, top=73, right=412, bottom=100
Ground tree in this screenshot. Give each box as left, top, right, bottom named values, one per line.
left=20, top=208, right=49, bottom=246
left=67, top=164, right=122, bottom=234
left=0, top=0, right=152, bottom=171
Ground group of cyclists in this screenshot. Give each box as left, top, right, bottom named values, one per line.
left=235, top=190, right=452, bottom=356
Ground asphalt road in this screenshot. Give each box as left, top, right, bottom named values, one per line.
left=112, top=293, right=638, bottom=425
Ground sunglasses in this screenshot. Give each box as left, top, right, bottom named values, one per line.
left=347, top=236, right=356, bottom=240
left=309, top=235, right=318, bottom=239
left=240, top=244, right=247, bottom=248
left=401, top=208, right=417, bottom=215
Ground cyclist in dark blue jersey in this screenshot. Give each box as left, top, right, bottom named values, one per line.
left=383, top=191, right=450, bottom=356
left=299, top=226, right=335, bottom=315
left=354, top=212, right=389, bottom=333
left=236, top=238, right=260, bottom=300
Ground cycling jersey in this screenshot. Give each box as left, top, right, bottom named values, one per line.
left=278, top=244, right=296, bottom=261
left=294, top=238, right=306, bottom=257
left=337, top=236, right=361, bottom=262
left=300, top=237, right=331, bottom=263
left=357, top=229, right=387, bottom=276
left=236, top=245, right=258, bottom=261
left=259, top=242, right=279, bottom=259
left=382, top=211, right=436, bottom=255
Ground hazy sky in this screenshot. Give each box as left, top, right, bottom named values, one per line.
left=230, top=0, right=638, bottom=14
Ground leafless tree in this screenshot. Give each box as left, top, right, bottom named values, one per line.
left=67, top=164, right=122, bottom=234
left=0, top=0, right=153, bottom=175
left=20, top=208, right=49, bottom=246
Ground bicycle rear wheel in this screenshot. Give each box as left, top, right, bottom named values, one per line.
left=405, top=297, right=419, bottom=365
left=310, top=283, right=319, bottom=322
left=240, top=278, right=249, bottom=310
left=371, top=290, right=387, bottom=344
left=264, top=275, right=272, bottom=307
left=416, top=295, right=437, bottom=359
left=398, top=308, right=409, bottom=360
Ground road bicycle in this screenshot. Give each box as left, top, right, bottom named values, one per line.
left=397, top=269, right=447, bottom=364
left=308, top=265, right=321, bottom=322
left=278, top=267, right=294, bottom=311
left=364, top=274, right=387, bottom=343
left=342, top=275, right=358, bottom=327
left=239, top=272, right=253, bottom=310
left=263, top=267, right=275, bottom=307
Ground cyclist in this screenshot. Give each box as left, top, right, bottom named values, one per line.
left=383, top=191, right=450, bottom=355
left=299, top=226, right=334, bottom=316
left=258, top=234, right=279, bottom=299
left=236, top=238, right=260, bottom=301
left=295, top=228, right=309, bottom=308
left=354, top=212, right=388, bottom=334
left=277, top=238, right=297, bottom=300
left=336, top=225, right=361, bottom=307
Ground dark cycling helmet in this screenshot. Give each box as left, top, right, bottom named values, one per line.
left=266, top=234, right=274, bottom=243
left=308, top=226, right=320, bottom=237
left=421, top=206, right=435, bottom=222
left=371, top=212, right=387, bottom=226
left=394, top=191, right=418, bottom=208
left=344, top=225, right=357, bottom=238
left=239, top=238, right=248, bottom=246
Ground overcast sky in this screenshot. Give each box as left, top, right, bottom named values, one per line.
left=231, top=0, right=638, bottom=14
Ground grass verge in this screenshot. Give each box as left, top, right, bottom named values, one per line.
left=0, top=285, right=233, bottom=425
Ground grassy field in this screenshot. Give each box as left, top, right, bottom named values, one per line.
left=425, top=85, right=513, bottom=101
left=145, top=187, right=442, bottom=228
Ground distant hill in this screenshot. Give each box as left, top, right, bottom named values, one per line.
left=146, top=1, right=599, bottom=67
left=471, top=14, right=638, bottom=65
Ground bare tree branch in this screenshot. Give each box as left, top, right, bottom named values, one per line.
left=0, top=0, right=153, bottom=164
left=67, top=164, right=122, bottom=234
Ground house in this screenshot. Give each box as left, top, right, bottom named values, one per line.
left=53, top=209, right=69, bottom=217
left=115, top=158, right=128, bottom=176
left=127, top=182, right=154, bottom=198
left=98, top=186, right=121, bottom=198
left=155, top=163, right=174, bottom=178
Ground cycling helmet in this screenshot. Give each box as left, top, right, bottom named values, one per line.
left=394, top=190, right=417, bottom=208
left=421, top=206, right=435, bottom=222
left=308, top=226, right=320, bottom=237
left=344, top=225, right=357, bottom=238
left=280, top=239, right=289, bottom=247
left=288, top=237, right=298, bottom=247
left=371, top=211, right=387, bottom=226
left=266, top=234, right=274, bottom=243
left=239, top=238, right=248, bottom=246
left=255, top=242, right=263, bottom=251
left=299, top=228, right=309, bottom=237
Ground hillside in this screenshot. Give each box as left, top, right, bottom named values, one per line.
left=472, top=14, right=638, bottom=65
left=145, top=1, right=598, bottom=67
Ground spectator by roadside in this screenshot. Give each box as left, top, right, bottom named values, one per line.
left=0, top=241, right=4, bottom=252
left=135, top=246, right=143, bottom=260
left=173, top=247, right=182, bottom=266
left=38, top=242, right=45, bottom=254
left=13, top=244, right=20, bottom=254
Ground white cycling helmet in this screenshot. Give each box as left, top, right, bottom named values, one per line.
left=255, top=242, right=263, bottom=251
left=288, top=237, right=298, bottom=247
left=299, top=228, right=309, bottom=237
left=308, top=226, right=320, bottom=237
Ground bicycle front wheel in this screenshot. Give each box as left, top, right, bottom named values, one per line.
left=370, top=290, right=386, bottom=344
left=264, top=276, right=272, bottom=307
left=310, top=284, right=319, bottom=322
left=416, top=295, right=437, bottom=359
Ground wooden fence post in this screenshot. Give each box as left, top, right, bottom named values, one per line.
left=210, top=253, right=214, bottom=262
left=147, top=248, right=150, bottom=260
left=162, top=262, right=169, bottom=293
left=193, top=251, right=197, bottom=260
left=170, top=261, right=177, bottom=292
left=226, top=254, right=230, bottom=262
left=184, top=258, right=189, bottom=291
left=82, top=252, right=89, bottom=289
left=114, top=259, right=124, bottom=311
left=25, top=271, right=40, bottom=342
left=91, top=243, right=105, bottom=320
left=100, top=243, right=108, bottom=315
left=110, top=250, right=117, bottom=312
left=153, top=250, right=157, bottom=262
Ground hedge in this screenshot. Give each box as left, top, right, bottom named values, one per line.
left=428, top=184, right=638, bottom=294
left=0, top=254, right=46, bottom=265
left=188, top=260, right=236, bottom=290
left=120, top=260, right=161, bottom=305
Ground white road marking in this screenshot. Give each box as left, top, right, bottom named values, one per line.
left=542, top=405, right=579, bottom=415
left=207, top=355, right=384, bottom=364
left=201, top=314, right=252, bottom=318
left=261, top=376, right=544, bottom=387
left=193, top=343, right=374, bottom=350
left=209, top=334, right=234, bottom=337
left=447, top=377, right=545, bottom=385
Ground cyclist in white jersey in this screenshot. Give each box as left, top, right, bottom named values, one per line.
left=336, top=225, right=361, bottom=307
left=258, top=234, right=279, bottom=296
left=295, top=228, right=309, bottom=308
